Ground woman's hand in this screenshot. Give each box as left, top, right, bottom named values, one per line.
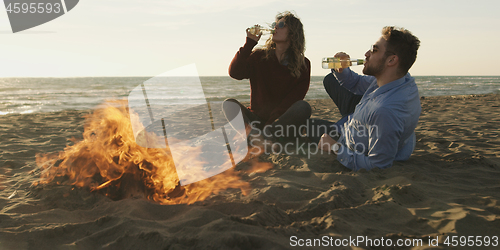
left=246, top=26, right=262, bottom=42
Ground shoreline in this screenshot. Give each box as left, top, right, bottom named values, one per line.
left=1, top=93, right=499, bottom=117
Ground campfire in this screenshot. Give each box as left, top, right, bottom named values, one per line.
left=34, top=100, right=271, bottom=205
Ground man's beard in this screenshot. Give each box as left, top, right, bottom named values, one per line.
left=363, top=56, right=387, bottom=76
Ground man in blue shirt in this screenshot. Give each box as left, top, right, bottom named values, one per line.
left=309, top=26, right=421, bottom=171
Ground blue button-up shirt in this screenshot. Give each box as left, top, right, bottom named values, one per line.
left=333, top=68, right=421, bottom=171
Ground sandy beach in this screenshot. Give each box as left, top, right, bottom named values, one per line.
left=1, top=94, right=499, bottom=249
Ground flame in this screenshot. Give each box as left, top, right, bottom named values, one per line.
left=34, top=99, right=270, bottom=205
left=244, top=159, right=273, bottom=174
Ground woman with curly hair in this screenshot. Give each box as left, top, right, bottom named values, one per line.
left=225, top=11, right=311, bottom=144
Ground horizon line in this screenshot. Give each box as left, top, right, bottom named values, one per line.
left=1, top=75, right=500, bottom=78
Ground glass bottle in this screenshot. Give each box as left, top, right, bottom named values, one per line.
left=248, top=25, right=274, bottom=36
left=322, top=57, right=365, bottom=69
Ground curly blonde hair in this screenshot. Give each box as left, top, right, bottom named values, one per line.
left=261, top=11, right=306, bottom=78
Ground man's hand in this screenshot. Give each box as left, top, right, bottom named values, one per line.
left=246, top=26, right=262, bottom=42
left=334, top=52, right=350, bottom=73
left=319, top=133, right=338, bottom=154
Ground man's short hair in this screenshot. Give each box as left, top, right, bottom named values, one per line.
left=382, top=26, right=420, bottom=75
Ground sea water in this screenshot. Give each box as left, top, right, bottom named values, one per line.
left=1, top=76, right=499, bottom=115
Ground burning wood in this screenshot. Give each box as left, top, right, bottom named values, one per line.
left=34, top=100, right=269, bottom=205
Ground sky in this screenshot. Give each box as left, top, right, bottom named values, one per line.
left=0, top=0, right=499, bottom=77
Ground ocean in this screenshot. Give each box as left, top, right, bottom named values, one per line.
left=1, top=76, right=499, bottom=116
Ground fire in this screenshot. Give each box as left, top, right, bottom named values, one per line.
left=35, top=99, right=269, bottom=205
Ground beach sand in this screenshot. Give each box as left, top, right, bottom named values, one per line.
left=1, top=94, right=499, bottom=249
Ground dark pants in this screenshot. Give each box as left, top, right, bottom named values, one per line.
left=307, top=73, right=363, bottom=143
left=222, top=98, right=312, bottom=141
